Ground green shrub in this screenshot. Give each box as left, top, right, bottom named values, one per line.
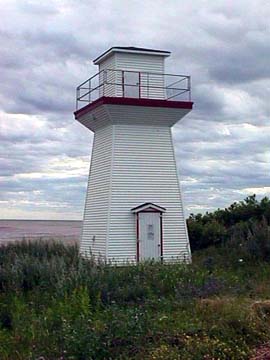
left=0, top=234, right=270, bottom=359
left=188, top=195, right=270, bottom=251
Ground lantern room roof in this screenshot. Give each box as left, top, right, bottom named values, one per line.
left=93, top=46, right=171, bottom=65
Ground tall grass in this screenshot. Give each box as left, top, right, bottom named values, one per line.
left=0, top=237, right=270, bottom=359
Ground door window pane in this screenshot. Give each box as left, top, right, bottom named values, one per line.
left=147, top=224, right=154, bottom=240
left=124, top=72, right=139, bottom=98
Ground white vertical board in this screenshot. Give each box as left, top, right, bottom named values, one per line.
left=139, top=212, right=160, bottom=260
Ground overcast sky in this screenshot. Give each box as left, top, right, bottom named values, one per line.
left=0, top=0, right=269, bottom=220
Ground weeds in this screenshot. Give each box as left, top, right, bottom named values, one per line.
left=0, top=239, right=270, bottom=359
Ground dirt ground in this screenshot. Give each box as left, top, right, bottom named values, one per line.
left=250, top=344, right=270, bottom=360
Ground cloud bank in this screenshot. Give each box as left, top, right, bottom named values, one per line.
left=0, top=0, right=269, bottom=219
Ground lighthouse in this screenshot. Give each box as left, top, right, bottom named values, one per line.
left=74, top=46, right=193, bottom=264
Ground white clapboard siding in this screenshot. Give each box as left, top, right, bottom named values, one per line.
left=80, top=125, right=113, bottom=258
left=115, top=53, right=165, bottom=99
left=97, top=52, right=166, bottom=100
left=115, top=53, right=164, bottom=73
left=99, top=55, right=116, bottom=97
left=107, top=124, right=190, bottom=263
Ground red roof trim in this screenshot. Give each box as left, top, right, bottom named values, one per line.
left=131, top=202, right=166, bottom=213
left=139, top=208, right=162, bottom=213
left=74, top=97, right=193, bottom=119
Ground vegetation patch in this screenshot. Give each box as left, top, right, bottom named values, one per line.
left=0, top=196, right=270, bottom=359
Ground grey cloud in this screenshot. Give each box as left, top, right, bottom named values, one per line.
left=0, top=0, right=269, bottom=218
left=18, top=1, right=59, bottom=15
left=208, top=43, right=270, bottom=84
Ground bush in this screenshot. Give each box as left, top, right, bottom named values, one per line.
left=188, top=195, right=270, bottom=251
left=228, top=218, right=270, bottom=261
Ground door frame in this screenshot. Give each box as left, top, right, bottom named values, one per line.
left=131, top=203, right=166, bottom=262
left=121, top=69, right=141, bottom=98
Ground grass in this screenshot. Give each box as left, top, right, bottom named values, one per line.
left=1, top=239, right=270, bottom=359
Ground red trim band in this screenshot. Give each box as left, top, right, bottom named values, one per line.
left=136, top=213, right=140, bottom=263
left=160, top=214, right=163, bottom=262
left=74, top=96, right=193, bottom=119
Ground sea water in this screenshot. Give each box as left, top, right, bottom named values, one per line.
left=0, top=220, right=82, bottom=244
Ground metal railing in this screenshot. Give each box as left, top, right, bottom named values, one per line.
left=76, top=69, right=191, bottom=109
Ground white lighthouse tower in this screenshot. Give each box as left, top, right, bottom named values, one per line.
left=75, top=46, right=193, bottom=264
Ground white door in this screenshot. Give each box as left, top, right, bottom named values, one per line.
left=123, top=71, right=140, bottom=98
left=139, top=212, right=161, bottom=261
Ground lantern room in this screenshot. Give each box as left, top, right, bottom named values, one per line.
left=76, top=46, right=191, bottom=109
